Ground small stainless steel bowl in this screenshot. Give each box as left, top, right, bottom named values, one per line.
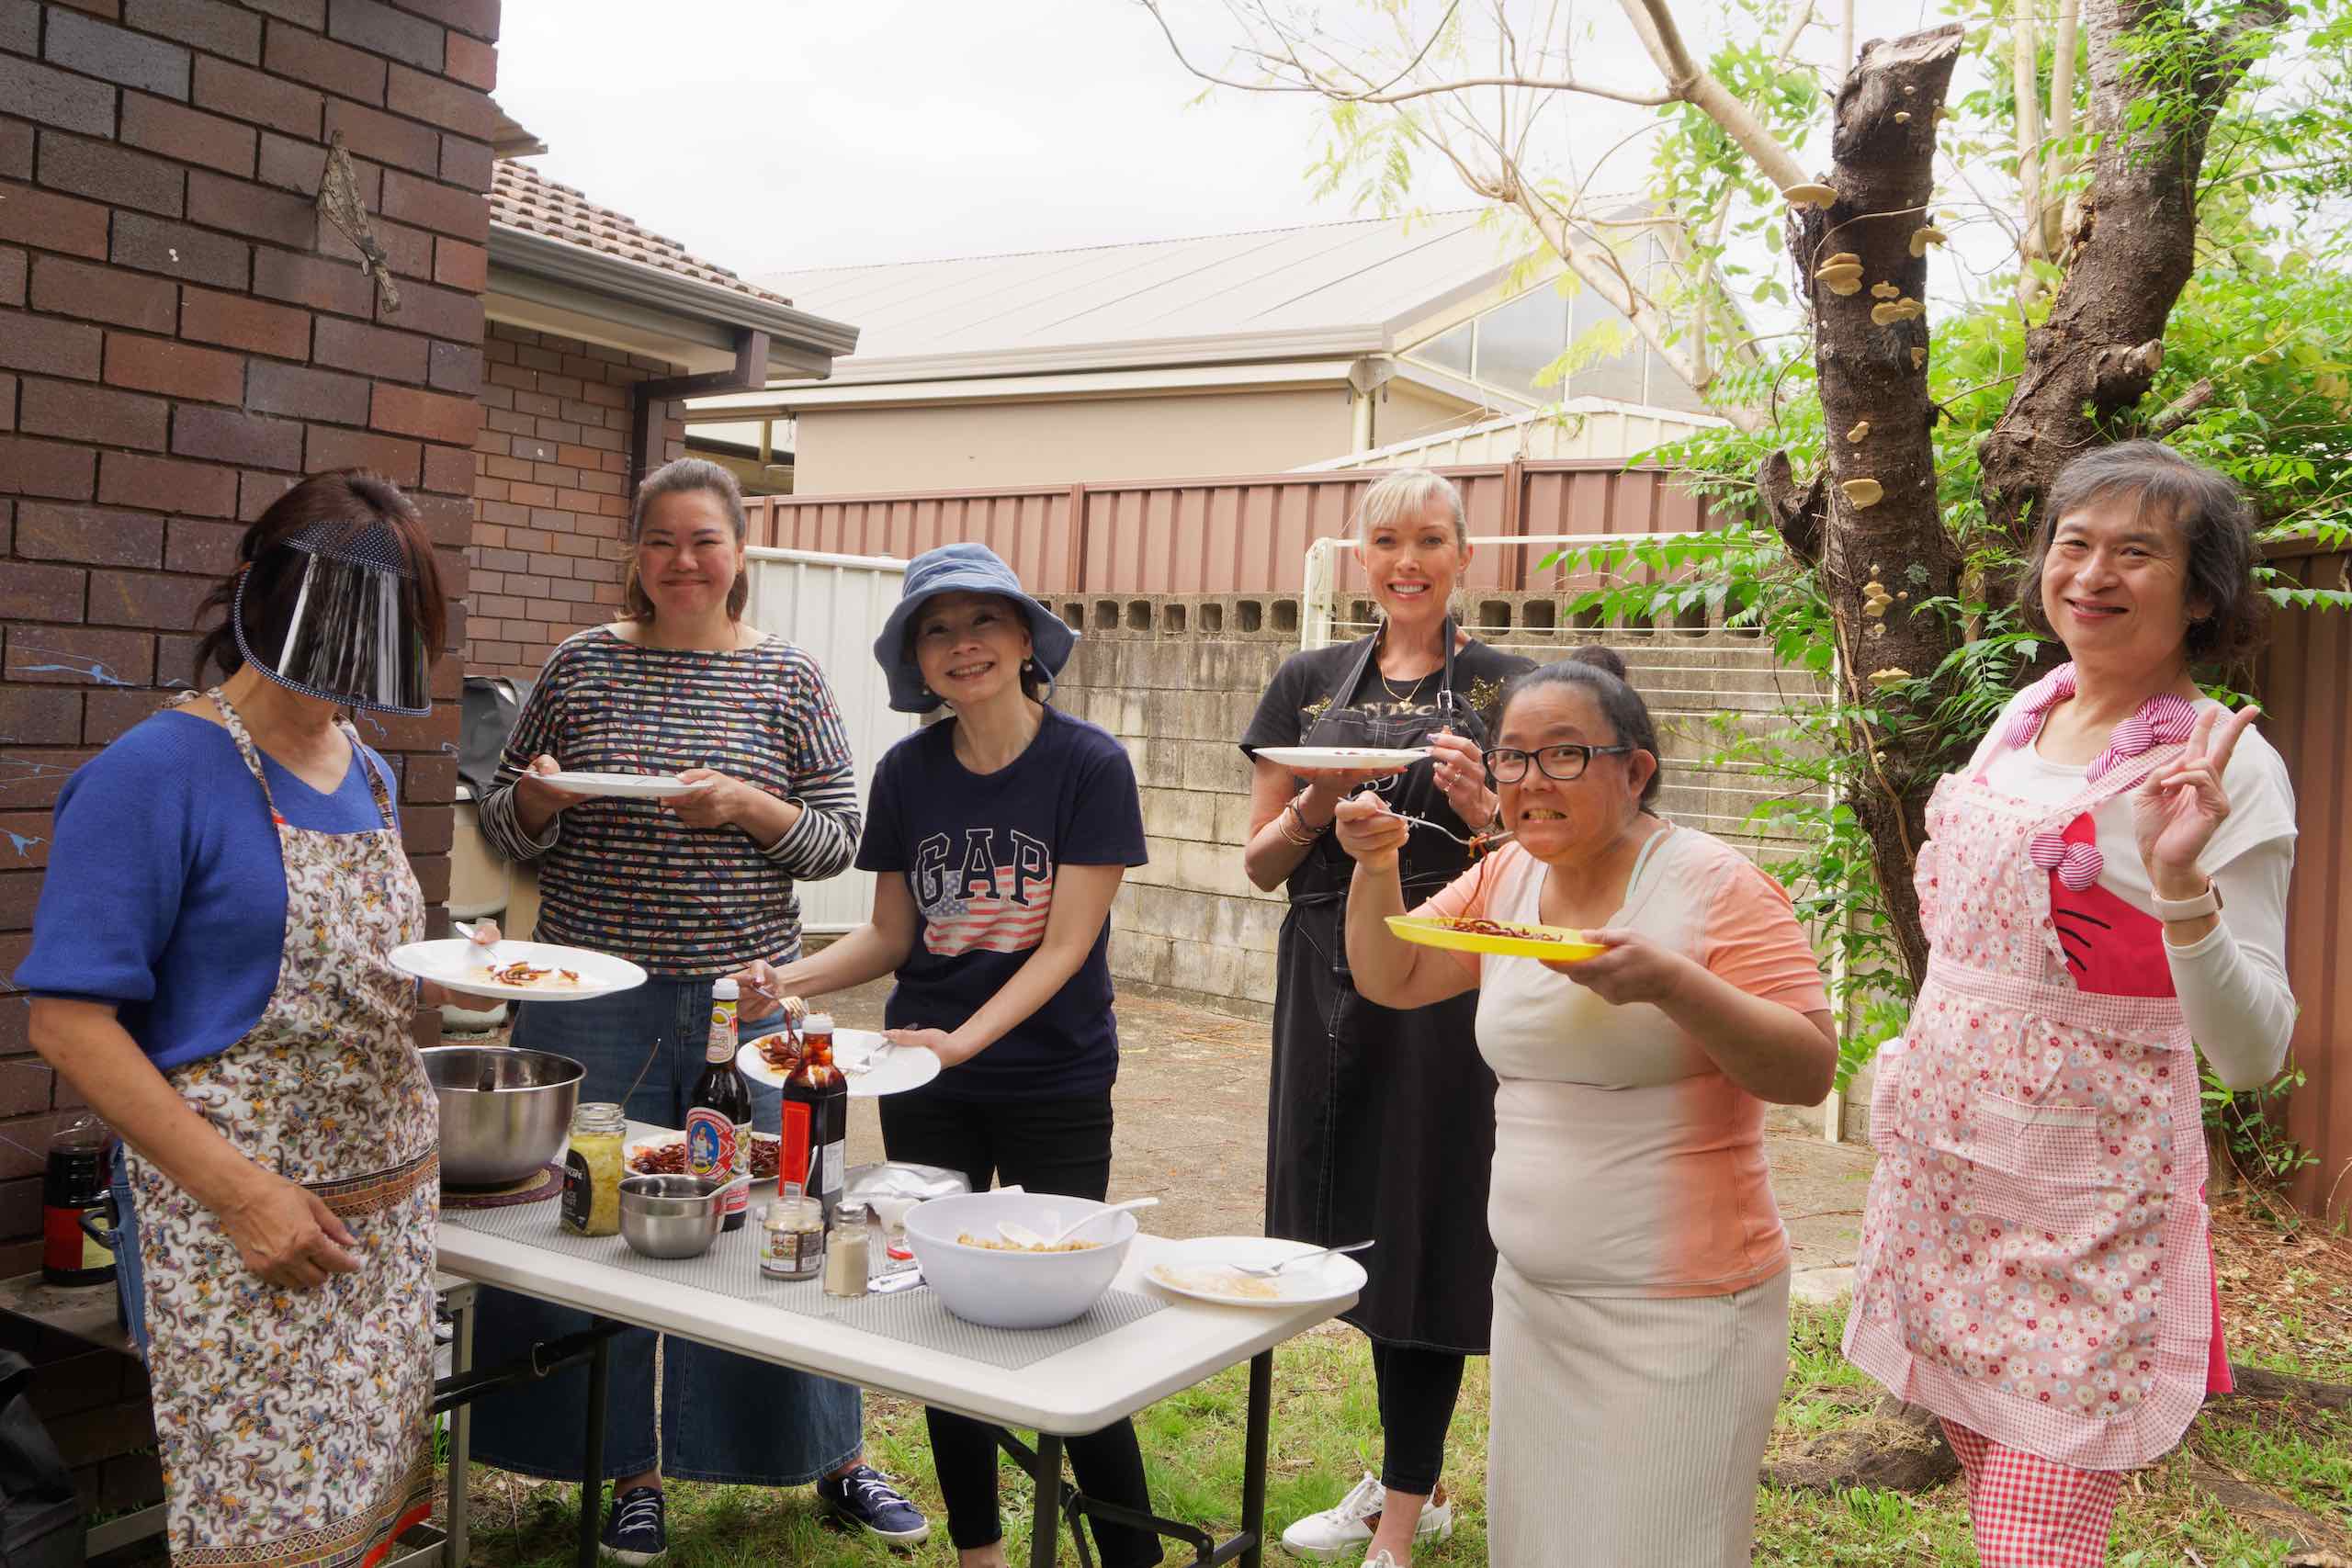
left=618, top=1174, right=729, bottom=1259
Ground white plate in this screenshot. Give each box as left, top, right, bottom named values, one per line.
left=390, top=939, right=649, bottom=1002
left=737, top=1028, right=943, bottom=1099
left=1254, top=746, right=1430, bottom=773
left=538, top=771, right=710, bottom=800
left=1144, top=1236, right=1368, bottom=1309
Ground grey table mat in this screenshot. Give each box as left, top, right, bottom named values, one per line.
left=445, top=1199, right=1167, bottom=1372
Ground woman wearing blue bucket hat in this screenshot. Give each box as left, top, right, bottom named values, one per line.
left=736, top=542, right=1161, bottom=1568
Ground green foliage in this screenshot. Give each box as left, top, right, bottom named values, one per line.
left=2203, top=1061, right=2321, bottom=1187
left=1542, top=262, right=2352, bottom=1096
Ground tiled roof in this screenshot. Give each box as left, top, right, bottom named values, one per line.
left=490, top=160, right=794, bottom=309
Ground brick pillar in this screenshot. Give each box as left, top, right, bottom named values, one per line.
left=1, top=0, right=500, bottom=1248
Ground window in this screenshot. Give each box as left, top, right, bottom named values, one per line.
left=1474, top=286, right=1567, bottom=395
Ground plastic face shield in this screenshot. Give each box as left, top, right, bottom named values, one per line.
left=232, top=518, right=432, bottom=716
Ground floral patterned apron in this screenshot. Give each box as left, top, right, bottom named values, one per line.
left=125, top=688, right=438, bottom=1567
left=1843, top=733, right=2215, bottom=1472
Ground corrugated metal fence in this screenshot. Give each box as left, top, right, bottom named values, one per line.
left=741, top=547, right=918, bottom=933
left=744, top=458, right=1713, bottom=594
left=2258, top=545, right=2352, bottom=1224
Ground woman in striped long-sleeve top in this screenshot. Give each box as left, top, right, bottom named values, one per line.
left=468, top=457, right=932, bottom=1553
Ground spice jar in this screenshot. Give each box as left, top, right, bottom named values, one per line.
left=561, top=1102, right=627, bottom=1237
left=822, top=1200, right=872, bottom=1297
left=763, top=1181, right=825, bottom=1281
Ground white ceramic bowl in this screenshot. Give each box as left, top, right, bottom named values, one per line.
left=903, top=1191, right=1138, bottom=1330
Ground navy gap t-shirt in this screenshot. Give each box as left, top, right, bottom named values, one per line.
left=856, top=705, right=1146, bottom=1100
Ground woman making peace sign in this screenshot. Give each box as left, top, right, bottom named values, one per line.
left=1844, top=442, right=2301, bottom=1567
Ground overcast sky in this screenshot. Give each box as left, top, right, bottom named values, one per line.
left=498, top=0, right=1978, bottom=295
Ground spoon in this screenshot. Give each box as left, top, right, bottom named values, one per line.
left=1227, top=1238, right=1376, bottom=1279
left=999, top=1197, right=1160, bottom=1248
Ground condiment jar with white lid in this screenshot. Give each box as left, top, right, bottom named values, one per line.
left=822, top=1200, right=871, bottom=1297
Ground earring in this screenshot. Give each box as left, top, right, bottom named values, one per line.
left=1023, top=658, right=1035, bottom=671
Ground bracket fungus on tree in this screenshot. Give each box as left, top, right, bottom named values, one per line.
left=1783, top=183, right=1839, bottom=209
left=1842, top=478, right=1885, bottom=508
left=1908, top=226, right=1949, bottom=258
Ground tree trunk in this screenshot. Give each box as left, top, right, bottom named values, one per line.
left=1763, top=23, right=1965, bottom=988
left=1978, top=0, right=2288, bottom=549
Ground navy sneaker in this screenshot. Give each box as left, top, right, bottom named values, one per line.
left=818, top=1464, right=931, bottom=1546
left=598, top=1485, right=666, bottom=1565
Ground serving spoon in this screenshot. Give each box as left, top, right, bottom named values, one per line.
left=999, top=1196, right=1160, bottom=1248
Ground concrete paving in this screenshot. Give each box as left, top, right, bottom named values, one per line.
left=822, top=976, right=1873, bottom=1282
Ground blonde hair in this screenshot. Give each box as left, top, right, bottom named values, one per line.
left=1354, top=468, right=1467, bottom=549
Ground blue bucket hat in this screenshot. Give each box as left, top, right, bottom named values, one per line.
left=874, top=543, right=1079, bottom=714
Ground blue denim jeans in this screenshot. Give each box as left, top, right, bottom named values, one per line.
left=469, top=977, right=865, bottom=1485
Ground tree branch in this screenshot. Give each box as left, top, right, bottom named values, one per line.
left=1618, top=0, right=1810, bottom=190
left=2045, top=0, right=2081, bottom=258
left=2146, top=377, right=2217, bottom=440
left=1758, top=448, right=1826, bottom=562
left=1132, top=0, right=1672, bottom=107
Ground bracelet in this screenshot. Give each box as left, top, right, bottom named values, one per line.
left=1279, top=795, right=1327, bottom=847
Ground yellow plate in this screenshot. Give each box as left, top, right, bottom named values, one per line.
left=1385, top=915, right=1607, bottom=962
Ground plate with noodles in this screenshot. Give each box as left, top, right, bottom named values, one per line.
left=390, top=939, right=649, bottom=1002
left=627, top=1132, right=780, bottom=1183
left=1383, top=915, right=1607, bottom=963
left=1145, top=1236, right=1366, bottom=1310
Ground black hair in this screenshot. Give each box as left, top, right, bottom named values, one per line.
left=900, top=592, right=1050, bottom=705
left=1492, top=643, right=1661, bottom=808
left=190, top=469, right=446, bottom=688
left=2022, top=439, right=2267, bottom=666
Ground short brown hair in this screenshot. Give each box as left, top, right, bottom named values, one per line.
left=625, top=457, right=748, bottom=622
left=2018, top=440, right=2268, bottom=667
left=190, top=470, right=447, bottom=688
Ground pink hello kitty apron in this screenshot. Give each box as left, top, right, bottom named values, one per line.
left=1843, top=714, right=2222, bottom=1470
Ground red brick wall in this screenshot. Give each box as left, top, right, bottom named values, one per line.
left=1, top=0, right=501, bottom=1275
left=468, top=319, right=684, bottom=681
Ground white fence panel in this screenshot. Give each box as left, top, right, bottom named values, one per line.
left=744, top=547, right=915, bottom=935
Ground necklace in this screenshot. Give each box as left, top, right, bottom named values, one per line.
left=1374, top=630, right=1441, bottom=706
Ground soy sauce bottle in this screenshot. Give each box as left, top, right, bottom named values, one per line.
left=42, top=1116, right=116, bottom=1287
left=688, top=979, right=753, bottom=1232
left=780, top=1041, right=847, bottom=1224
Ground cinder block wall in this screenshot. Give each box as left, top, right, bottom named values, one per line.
left=1046, top=592, right=1822, bottom=1024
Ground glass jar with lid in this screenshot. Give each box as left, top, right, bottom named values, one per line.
left=561, top=1102, right=627, bottom=1237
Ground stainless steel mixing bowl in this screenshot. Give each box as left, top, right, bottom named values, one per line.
left=618, top=1175, right=730, bottom=1259
left=424, top=1045, right=585, bottom=1189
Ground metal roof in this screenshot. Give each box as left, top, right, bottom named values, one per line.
left=752, top=211, right=1537, bottom=380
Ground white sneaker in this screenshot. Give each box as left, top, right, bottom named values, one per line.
left=1280, top=1472, right=1455, bottom=1562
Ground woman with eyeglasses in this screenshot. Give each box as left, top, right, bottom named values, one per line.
left=1329, top=646, right=1836, bottom=1567
left=1238, top=468, right=1532, bottom=1567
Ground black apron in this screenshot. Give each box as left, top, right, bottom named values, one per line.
left=1264, top=624, right=1500, bottom=1353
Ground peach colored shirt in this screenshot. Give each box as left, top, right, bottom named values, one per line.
left=1419, top=827, right=1828, bottom=1298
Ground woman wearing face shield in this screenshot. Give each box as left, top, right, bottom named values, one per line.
left=14, top=470, right=480, bottom=1567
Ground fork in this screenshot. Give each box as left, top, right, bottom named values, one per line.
left=1384, top=812, right=1514, bottom=851
left=1228, top=1238, right=1376, bottom=1278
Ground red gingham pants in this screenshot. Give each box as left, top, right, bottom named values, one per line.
left=1942, top=1421, right=2124, bottom=1567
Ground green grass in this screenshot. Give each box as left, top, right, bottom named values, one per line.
left=455, top=1309, right=2343, bottom=1566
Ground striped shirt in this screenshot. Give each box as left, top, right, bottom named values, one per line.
left=477, top=625, right=861, bottom=976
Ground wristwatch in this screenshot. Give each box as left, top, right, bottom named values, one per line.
left=2150, top=880, right=2223, bottom=921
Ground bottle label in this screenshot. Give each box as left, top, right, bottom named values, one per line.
left=707, top=996, right=738, bottom=1063
left=820, top=1140, right=844, bottom=1200
left=561, top=1150, right=593, bottom=1234
left=81, top=1213, right=112, bottom=1270
left=686, top=1109, right=736, bottom=1181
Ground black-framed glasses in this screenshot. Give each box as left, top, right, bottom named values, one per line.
left=1483, top=743, right=1634, bottom=784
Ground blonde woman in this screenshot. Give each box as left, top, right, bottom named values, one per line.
left=1238, top=469, right=1532, bottom=1564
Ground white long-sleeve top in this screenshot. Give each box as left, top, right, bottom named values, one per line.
left=1969, top=698, right=2299, bottom=1090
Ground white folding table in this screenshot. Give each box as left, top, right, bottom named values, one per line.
left=435, top=1205, right=1353, bottom=1567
